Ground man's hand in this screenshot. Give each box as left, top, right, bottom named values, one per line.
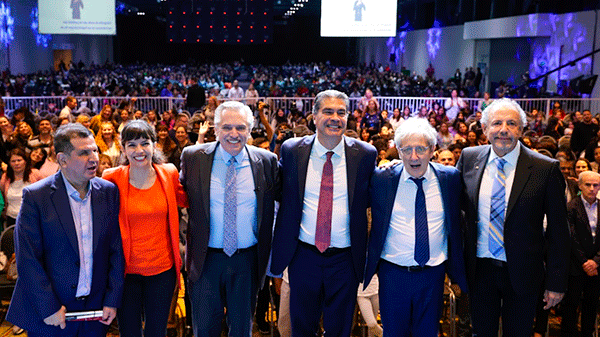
left=100, top=306, right=117, bottom=325
left=43, top=305, right=66, bottom=329
left=543, top=290, right=564, bottom=310
left=583, top=260, right=598, bottom=276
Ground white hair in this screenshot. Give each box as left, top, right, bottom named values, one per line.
left=214, top=101, right=254, bottom=127
left=394, top=117, right=437, bottom=149
left=481, top=98, right=527, bottom=128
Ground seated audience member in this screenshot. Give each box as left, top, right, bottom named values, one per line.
left=575, top=158, right=593, bottom=178
left=90, top=105, right=116, bottom=135
left=1, top=148, right=42, bottom=228
left=453, top=121, right=468, bottom=143
left=28, top=118, right=53, bottom=150
left=437, top=149, right=456, bottom=166
left=29, top=147, right=47, bottom=170
left=156, top=124, right=177, bottom=159
left=96, top=154, right=113, bottom=177
left=561, top=171, right=600, bottom=337
left=11, top=122, right=34, bottom=153
left=436, top=122, right=453, bottom=150
left=96, top=122, right=121, bottom=167
left=38, top=144, right=59, bottom=179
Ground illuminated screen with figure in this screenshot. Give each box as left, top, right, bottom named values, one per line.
left=38, top=0, right=116, bottom=35
left=321, top=0, right=397, bottom=37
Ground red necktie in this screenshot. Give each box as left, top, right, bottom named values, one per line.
left=315, top=151, right=334, bottom=253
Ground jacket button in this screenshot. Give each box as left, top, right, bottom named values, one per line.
left=71, top=285, right=76, bottom=289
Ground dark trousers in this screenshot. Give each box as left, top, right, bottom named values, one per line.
left=189, top=247, right=258, bottom=337
left=470, top=258, right=539, bottom=337
left=27, top=322, right=107, bottom=337
left=288, top=242, right=358, bottom=337
left=117, top=266, right=177, bottom=337
left=533, top=283, right=550, bottom=335
left=378, top=260, right=445, bottom=337
left=561, top=273, right=600, bottom=337
left=255, top=276, right=271, bottom=330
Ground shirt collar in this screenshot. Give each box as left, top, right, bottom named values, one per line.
left=488, top=142, right=520, bottom=167
left=61, top=171, right=91, bottom=201
left=401, top=163, right=433, bottom=182
left=581, top=195, right=598, bottom=209
left=313, top=136, right=345, bottom=159
left=217, top=143, right=247, bottom=165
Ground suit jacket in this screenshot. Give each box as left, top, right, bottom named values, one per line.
left=567, top=196, right=600, bottom=276
left=457, top=144, right=570, bottom=295
left=180, top=142, right=278, bottom=284
left=6, top=172, right=125, bottom=334
left=102, top=163, right=188, bottom=286
left=270, top=135, right=377, bottom=282
left=364, top=163, right=468, bottom=292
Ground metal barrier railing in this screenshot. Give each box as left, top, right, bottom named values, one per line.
left=2, top=96, right=599, bottom=120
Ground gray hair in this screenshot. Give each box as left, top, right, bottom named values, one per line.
left=578, top=170, right=600, bottom=184
left=481, top=98, right=527, bottom=128
left=394, top=117, right=438, bottom=149
left=312, top=90, right=350, bottom=116
left=214, top=101, right=254, bottom=127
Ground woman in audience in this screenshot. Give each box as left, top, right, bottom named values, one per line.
left=203, top=96, right=218, bottom=126
left=453, top=121, right=468, bottom=143
left=477, top=92, right=492, bottom=112
left=436, top=122, right=453, bottom=150
left=118, top=108, right=132, bottom=133
left=466, top=130, right=479, bottom=147
left=90, top=104, right=116, bottom=135
left=389, top=108, right=402, bottom=130
left=76, top=114, right=93, bottom=133
left=155, top=124, right=177, bottom=159
left=434, top=105, right=448, bottom=125
left=96, top=121, right=121, bottom=167
left=10, top=122, right=33, bottom=152
left=271, top=108, right=289, bottom=130
left=0, top=148, right=41, bottom=228
left=401, top=106, right=412, bottom=120
left=169, top=126, right=192, bottom=170
left=103, top=120, right=187, bottom=337
left=29, top=147, right=47, bottom=170
left=38, top=144, right=59, bottom=178
left=96, top=154, right=113, bottom=177
left=145, top=110, right=160, bottom=128
left=574, top=158, right=592, bottom=178
left=161, top=110, right=175, bottom=130
left=361, top=98, right=382, bottom=135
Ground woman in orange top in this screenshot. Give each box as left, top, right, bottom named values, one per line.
left=103, top=120, right=188, bottom=337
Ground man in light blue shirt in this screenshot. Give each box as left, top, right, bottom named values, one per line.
left=180, top=101, right=279, bottom=337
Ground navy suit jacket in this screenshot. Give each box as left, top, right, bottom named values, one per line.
left=6, top=172, right=124, bottom=335
left=270, top=135, right=377, bottom=282
left=457, top=144, right=570, bottom=294
left=364, top=163, right=468, bottom=292
left=179, top=142, right=278, bottom=285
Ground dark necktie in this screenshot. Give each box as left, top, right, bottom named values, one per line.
left=223, top=157, right=237, bottom=257
left=410, top=177, right=429, bottom=267
left=315, top=151, right=334, bottom=253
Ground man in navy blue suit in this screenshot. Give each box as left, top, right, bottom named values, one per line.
left=271, top=89, right=377, bottom=336
left=364, top=117, right=467, bottom=336
left=6, top=123, right=124, bottom=337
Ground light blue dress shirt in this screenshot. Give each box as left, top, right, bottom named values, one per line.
left=62, top=173, right=93, bottom=297
left=208, top=145, right=258, bottom=249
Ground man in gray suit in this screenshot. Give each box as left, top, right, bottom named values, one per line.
left=180, top=101, right=278, bottom=337
left=457, top=98, right=569, bottom=337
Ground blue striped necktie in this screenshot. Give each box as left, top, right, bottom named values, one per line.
left=489, top=157, right=507, bottom=258
left=223, top=157, right=238, bottom=257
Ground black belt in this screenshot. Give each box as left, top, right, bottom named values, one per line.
left=396, top=265, right=432, bottom=272
left=298, top=241, right=351, bottom=257
left=75, top=295, right=88, bottom=301
left=478, top=257, right=507, bottom=268
left=207, top=245, right=256, bottom=255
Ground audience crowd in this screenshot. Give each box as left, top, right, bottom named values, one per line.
left=0, top=80, right=595, bottom=337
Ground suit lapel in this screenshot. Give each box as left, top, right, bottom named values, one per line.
left=506, top=144, right=533, bottom=219
left=297, top=136, right=314, bottom=203
left=471, top=146, right=490, bottom=211
left=247, top=147, right=265, bottom=231
left=382, top=165, right=402, bottom=245
left=51, top=173, right=80, bottom=259
left=345, top=137, right=359, bottom=209
left=200, top=143, right=217, bottom=222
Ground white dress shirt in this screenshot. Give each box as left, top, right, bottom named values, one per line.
left=582, top=196, right=598, bottom=238
left=299, top=137, right=351, bottom=248
left=381, top=164, right=447, bottom=267
left=477, top=144, right=521, bottom=261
